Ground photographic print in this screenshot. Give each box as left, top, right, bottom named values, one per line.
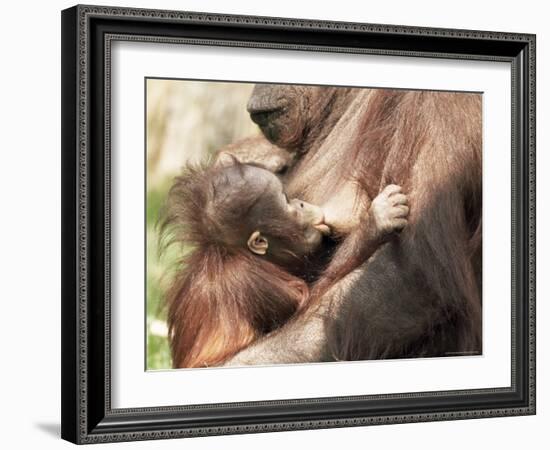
left=62, top=6, right=535, bottom=442
left=146, top=79, right=482, bottom=370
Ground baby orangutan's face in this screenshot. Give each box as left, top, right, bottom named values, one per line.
left=236, top=165, right=330, bottom=262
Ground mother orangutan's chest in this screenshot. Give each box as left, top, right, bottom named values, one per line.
left=285, top=165, right=369, bottom=235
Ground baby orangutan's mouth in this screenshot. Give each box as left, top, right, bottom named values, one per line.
left=313, top=223, right=331, bottom=236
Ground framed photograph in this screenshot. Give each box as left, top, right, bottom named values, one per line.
left=61, top=4, right=536, bottom=444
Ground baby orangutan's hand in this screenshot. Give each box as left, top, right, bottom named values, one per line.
left=370, top=184, right=409, bottom=237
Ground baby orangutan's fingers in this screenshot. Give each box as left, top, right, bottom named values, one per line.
left=393, top=205, right=409, bottom=218
left=370, top=185, right=410, bottom=235
left=390, top=193, right=408, bottom=206
left=392, top=218, right=408, bottom=230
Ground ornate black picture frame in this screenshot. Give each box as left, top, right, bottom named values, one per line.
left=61, top=4, right=536, bottom=444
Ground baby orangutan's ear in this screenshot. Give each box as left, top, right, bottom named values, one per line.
left=247, top=231, right=269, bottom=256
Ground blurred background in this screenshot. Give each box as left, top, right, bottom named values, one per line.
left=146, top=79, right=260, bottom=370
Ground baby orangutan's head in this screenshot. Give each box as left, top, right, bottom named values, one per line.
left=165, top=161, right=330, bottom=270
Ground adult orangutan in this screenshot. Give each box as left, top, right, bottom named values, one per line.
left=222, top=84, right=482, bottom=365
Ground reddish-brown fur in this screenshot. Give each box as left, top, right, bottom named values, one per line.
left=166, top=247, right=309, bottom=368
left=328, top=89, right=482, bottom=359
left=161, top=165, right=310, bottom=368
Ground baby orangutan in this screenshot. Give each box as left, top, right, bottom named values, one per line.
left=161, top=159, right=409, bottom=368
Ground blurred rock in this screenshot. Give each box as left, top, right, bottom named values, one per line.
left=146, top=79, right=260, bottom=187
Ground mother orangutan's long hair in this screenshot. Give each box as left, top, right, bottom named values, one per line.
left=339, top=89, right=483, bottom=358
left=160, top=164, right=309, bottom=368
